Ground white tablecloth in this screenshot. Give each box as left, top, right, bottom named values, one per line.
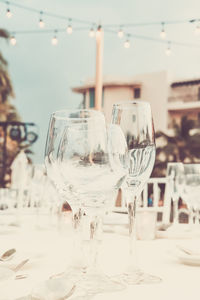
left=0, top=213, right=200, bottom=300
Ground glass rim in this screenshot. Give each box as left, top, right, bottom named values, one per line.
left=51, top=109, right=104, bottom=121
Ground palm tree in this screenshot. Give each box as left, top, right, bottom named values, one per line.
left=0, top=29, right=29, bottom=186
left=152, top=116, right=200, bottom=177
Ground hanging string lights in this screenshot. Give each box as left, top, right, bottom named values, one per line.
left=89, top=27, right=95, bottom=38
left=38, top=11, right=45, bottom=28
left=124, top=35, right=130, bottom=48
left=6, top=1, right=12, bottom=18
left=51, top=30, right=58, bottom=45
left=1, top=0, right=200, bottom=55
left=10, top=35, right=16, bottom=45
left=165, top=41, right=172, bottom=56
left=194, top=20, right=200, bottom=35
left=160, top=22, right=166, bottom=39
left=118, top=28, right=124, bottom=38
left=66, top=19, right=73, bottom=34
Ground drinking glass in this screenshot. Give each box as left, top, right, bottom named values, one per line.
left=57, top=116, right=124, bottom=294
left=111, top=100, right=161, bottom=284
left=166, top=162, right=184, bottom=225
left=183, top=164, right=200, bottom=225
left=44, top=110, right=105, bottom=269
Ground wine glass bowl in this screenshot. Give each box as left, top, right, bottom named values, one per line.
left=112, top=101, right=156, bottom=197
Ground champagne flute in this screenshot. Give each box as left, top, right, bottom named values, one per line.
left=111, top=100, right=161, bottom=284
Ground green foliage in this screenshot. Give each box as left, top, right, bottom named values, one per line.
left=0, top=29, right=32, bottom=186
left=152, top=116, right=200, bottom=177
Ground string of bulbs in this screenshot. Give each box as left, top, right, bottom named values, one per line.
left=1, top=0, right=200, bottom=55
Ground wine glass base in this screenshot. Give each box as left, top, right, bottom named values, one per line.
left=54, top=267, right=125, bottom=296
left=77, top=269, right=125, bottom=295
left=114, top=269, right=162, bottom=285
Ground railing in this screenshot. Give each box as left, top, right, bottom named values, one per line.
left=168, top=94, right=199, bottom=103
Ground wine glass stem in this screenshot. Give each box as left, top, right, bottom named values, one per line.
left=173, top=199, right=179, bottom=224
left=82, top=214, right=102, bottom=271
left=128, top=197, right=138, bottom=269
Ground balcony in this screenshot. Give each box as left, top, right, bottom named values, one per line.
left=167, top=100, right=200, bottom=112
left=168, top=94, right=199, bottom=103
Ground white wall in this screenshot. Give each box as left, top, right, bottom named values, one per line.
left=132, top=71, right=168, bottom=132
left=102, top=86, right=134, bottom=123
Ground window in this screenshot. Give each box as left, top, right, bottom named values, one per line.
left=82, top=93, right=86, bottom=108
left=134, top=88, right=141, bottom=99
left=89, top=88, right=95, bottom=108
left=132, top=114, right=136, bottom=122
left=198, top=87, right=200, bottom=101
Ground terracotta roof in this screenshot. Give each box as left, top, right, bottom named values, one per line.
left=171, top=79, right=200, bottom=88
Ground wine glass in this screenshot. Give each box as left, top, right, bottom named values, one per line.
left=57, top=115, right=125, bottom=295
left=183, top=164, right=200, bottom=226
left=44, top=110, right=106, bottom=274
left=166, top=162, right=184, bottom=227
left=111, top=100, right=161, bottom=284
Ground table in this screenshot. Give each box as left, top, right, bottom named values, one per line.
left=0, top=213, right=200, bottom=300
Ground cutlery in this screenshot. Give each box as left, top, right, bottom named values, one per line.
left=0, top=248, right=16, bottom=261
left=177, top=245, right=200, bottom=256
left=13, top=258, right=29, bottom=272
left=58, top=285, right=76, bottom=300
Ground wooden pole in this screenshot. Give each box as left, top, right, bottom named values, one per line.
left=95, top=25, right=104, bottom=111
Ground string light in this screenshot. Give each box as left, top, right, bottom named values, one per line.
left=38, top=11, right=45, bottom=28
left=0, top=0, right=199, bottom=53
left=51, top=30, right=58, bottom=45
left=165, top=41, right=171, bottom=56
left=118, top=28, right=124, bottom=38
left=66, top=19, right=73, bottom=34
left=89, top=27, right=95, bottom=37
left=194, top=21, right=200, bottom=35
left=160, top=22, right=166, bottom=39
left=96, top=25, right=102, bottom=38
left=6, top=2, right=12, bottom=18
left=124, top=36, right=130, bottom=48
left=10, top=35, right=16, bottom=45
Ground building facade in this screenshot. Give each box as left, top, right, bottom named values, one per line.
left=168, top=79, right=200, bottom=128
left=72, top=71, right=200, bottom=133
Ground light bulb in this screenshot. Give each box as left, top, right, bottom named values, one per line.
left=118, top=29, right=124, bottom=38
left=160, top=29, right=166, bottom=39
left=10, top=36, right=16, bottom=46
left=51, top=36, right=58, bottom=45
left=165, top=47, right=171, bottom=56
left=124, top=39, right=130, bottom=48
left=39, top=19, right=45, bottom=28
left=67, top=25, right=72, bottom=34
left=89, top=28, right=95, bottom=37
left=195, top=23, right=200, bottom=35
left=6, top=8, right=12, bottom=18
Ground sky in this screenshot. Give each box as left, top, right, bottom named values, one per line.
left=1, top=0, right=200, bottom=162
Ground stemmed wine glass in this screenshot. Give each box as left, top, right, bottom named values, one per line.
left=111, top=100, right=161, bottom=284
left=182, top=164, right=200, bottom=226
left=44, top=110, right=106, bottom=274
left=44, top=109, right=123, bottom=296
left=166, top=162, right=184, bottom=227
left=57, top=113, right=125, bottom=295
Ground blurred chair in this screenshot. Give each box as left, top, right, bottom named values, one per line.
left=140, top=177, right=172, bottom=226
